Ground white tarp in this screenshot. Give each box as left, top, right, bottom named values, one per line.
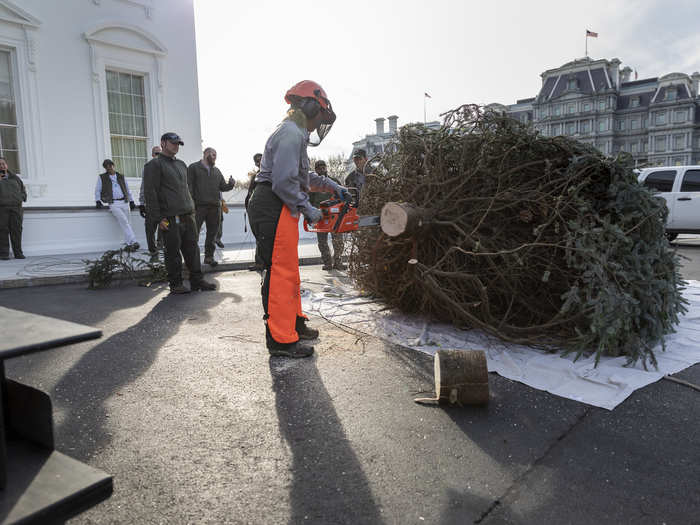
left=302, top=280, right=700, bottom=410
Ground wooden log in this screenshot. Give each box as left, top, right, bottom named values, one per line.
left=380, top=202, right=426, bottom=237
left=434, top=349, right=489, bottom=405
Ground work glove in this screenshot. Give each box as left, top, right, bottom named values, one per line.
left=139, top=204, right=147, bottom=218
left=129, top=200, right=136, bottom=211
left=338, top=187, right=352, bottom=203
left=329, top=180, right=352, bottom=203
left=96, top=201, right=104, bottom=209
left=303, top=206, right=323, bottom=225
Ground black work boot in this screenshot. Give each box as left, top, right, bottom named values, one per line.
left=296, top=316, right=319, bottom=340
left=191, top=280, right=217, bottom=291
left=170, top=283, right=190, bottom=294
left=266, top=327, right=314, bottom=358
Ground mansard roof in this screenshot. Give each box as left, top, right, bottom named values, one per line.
left=617, top=91, right=655, bottom=109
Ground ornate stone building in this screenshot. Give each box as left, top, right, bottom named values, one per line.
left=488, top=57, right=700, bottom=167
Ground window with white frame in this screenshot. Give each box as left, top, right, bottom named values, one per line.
left=567, top=103, right=575, bottom=114
left=642, top=141, right=648, bottom=152
left=551, top=124, right=560, bottom=135
left=665, top=88, right=677, bottom=101
left=673, top=157, right=684, bottom=166
left=598, top=120, right=607, bottom=132
left=580, top=120, right=590, bottom=133
left=553, top=105, right=561, bottom=116
left=583, top=102, right=591, bottom=112
left=630, top=97, right=640, bottom=108
left=106, top=70, right=148, bottom=178
left=631, top=142, right=638, bottom=153
left=0, top=50, right=20, bottom=174
left=655, top=136, right=667, bottom=152
left=655, top=112, right=666, bottom=125
left=567, top=78, right=577, bottom=90
left=673, top=134, right=684, bottom=150
left=642, top=117, right=647, bottom=128
left=630, top=119, right=639, bottom=130
left=598, top=99, right=606, bottom=110
left=566, top=122, right=575, bottom=135
left=617, top=120, right=626, bottom=131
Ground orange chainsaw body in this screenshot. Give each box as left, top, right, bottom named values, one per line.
left=303, top=199, right=360, bottom=233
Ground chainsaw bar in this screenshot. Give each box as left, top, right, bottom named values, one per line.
left=358, top=215, right=380, bottom=227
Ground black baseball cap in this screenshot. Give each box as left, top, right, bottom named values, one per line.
left=161, top=132, right=184, bottom=145
left=352, top=148, right=367, bottom=158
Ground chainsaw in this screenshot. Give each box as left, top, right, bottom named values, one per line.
left=303, top=197, right=379, bottom=234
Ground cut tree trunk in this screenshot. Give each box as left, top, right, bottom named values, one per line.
left=380, top=202, right=426, bottom=237
left=434, top=349, right=489, bottom=405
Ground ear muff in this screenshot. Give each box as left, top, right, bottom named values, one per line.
left=299, top=97, right=321, bottom=120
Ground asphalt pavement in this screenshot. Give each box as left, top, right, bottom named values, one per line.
left=1, top=263, right=699, bottom=524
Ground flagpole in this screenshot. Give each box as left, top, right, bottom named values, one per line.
left=424, top=95, right=426, bottom=124
left=585, top=32, right=588, bottom=58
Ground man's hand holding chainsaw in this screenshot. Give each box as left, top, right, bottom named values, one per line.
left=303, top=183, right=351, bottom=225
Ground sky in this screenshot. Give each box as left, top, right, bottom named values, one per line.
left=192, top=0, right=700, bottom=181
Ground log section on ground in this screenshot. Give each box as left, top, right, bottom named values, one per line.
left=348, top=104, right=687, bottom=367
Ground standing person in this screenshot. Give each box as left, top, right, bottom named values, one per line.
left=245, top=153, right=263, bottom=271
left=244, top=153, right=262, bottom=210
left=187, top=147, right=235, bottom=266
left=0, top=157, right=26, bottom=260
left=143, top=132, right=216, bottom=294
left=248, top=80, right=350, bottom=358
left=345, top=148, right=368, bottom=204
left=309, top=159, right=345, bottom=271
left=95, top=159, right=138, bottom=249
left=139, top=145, right=162, bottom=259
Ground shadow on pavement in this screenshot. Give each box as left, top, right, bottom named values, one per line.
left=50, top=288, right=241, bottom=461
left=269, top=357, right=384, bottom=525
left=0, top=281, right=168, bottom=327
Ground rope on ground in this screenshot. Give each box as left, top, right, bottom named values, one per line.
left=663, top=374, right=700, bottom=392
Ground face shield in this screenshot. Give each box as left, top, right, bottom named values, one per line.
left=308, top=97, right=336, bottom=147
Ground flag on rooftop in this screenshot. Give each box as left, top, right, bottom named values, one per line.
left=424, top=92, right=431, bottom=98
left=586, top=29, right=598, bottom=38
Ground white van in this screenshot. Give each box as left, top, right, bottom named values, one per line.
left=637, top=165, right=700, bottom=241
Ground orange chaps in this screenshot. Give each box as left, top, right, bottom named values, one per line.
left=247, top=182, right=307, bottom=346
left=267, top=205, right=304, bottom=343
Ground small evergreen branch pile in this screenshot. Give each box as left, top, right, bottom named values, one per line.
left=84, top=244, right=167, bottom=289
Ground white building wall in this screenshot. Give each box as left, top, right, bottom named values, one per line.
left=3, top=0, right=202, bottom=206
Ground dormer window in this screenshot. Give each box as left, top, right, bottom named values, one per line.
left=568, top=78, right=578, bottom=90
left=665, top=87, right=677, bottom=101
left=630, top=96, right=640, bottom=108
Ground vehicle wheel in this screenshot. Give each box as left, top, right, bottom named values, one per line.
left=666, top=232, right=678, bottom=242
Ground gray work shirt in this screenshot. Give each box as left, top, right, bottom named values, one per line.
left=255, top=118, right=340, bottom=217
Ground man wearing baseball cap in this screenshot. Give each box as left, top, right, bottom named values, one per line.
left=345, top=148, right=368, bottom=204
left=143, top=132, right=216, bottom=294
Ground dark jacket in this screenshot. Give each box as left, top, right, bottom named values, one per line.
left=309, top=175, right=341, bottom=207
left=98, top=172, right=129, bottom=203
left=244, top=171, right=258, bottom=209
left=187, top=160, right=234, bottom=206
left=0, top=170, right=27, bottom=206
left=143, top=155, right=195, bottom=220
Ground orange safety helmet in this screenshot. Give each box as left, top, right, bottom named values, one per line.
left=285, top=80, right=336, bottom=146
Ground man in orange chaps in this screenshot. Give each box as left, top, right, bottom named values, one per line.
left=247, top=80, right=350, bottom=358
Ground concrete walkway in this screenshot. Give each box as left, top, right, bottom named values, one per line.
left=0, top=239, right=323, bottom=289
